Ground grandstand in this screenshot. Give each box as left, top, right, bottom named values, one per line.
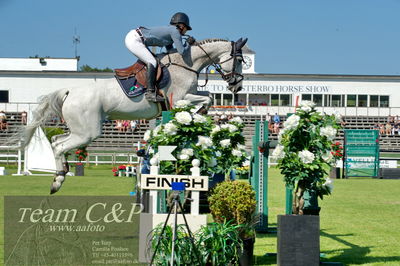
left=1, top=111, right=399, bottom=153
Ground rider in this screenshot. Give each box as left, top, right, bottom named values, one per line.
left=125, top=12, right=195, bottom=102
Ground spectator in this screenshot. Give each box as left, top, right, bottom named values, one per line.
left=116, top=120, right=123, bottom=132
left=273, top=113, right=280, bottom=124
left=21, top=111, right=27, bottom=125
left=392, top=123, right=399, bottom=135
left=0, top=111, right=7, bottom=131
left=123, top=120, right=130, bottom=132
left=385, top=122, right=392, bottom=135
left=130, top=120, right=138, bottom=132
left=379, top=123, right=385, bottom=135
left=273, top=121, right=280, bottom=134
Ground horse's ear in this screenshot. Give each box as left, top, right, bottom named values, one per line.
left=235, top=38, right=248, bottom=51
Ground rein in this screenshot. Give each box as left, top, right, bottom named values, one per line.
left=164, top=41, right=243, bottom=87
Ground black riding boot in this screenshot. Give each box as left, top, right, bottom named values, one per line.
left=145, top=64, right=164, bottom=103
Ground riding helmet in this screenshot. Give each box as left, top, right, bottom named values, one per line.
left=170, top=12, right=192, bottom=30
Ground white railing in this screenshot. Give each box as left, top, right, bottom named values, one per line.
left=3, top=102, right=400, bottom=117
left=0, top=152, right=140, bottom=165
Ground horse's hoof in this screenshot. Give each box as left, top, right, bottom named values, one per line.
left=50, top=187, right=57, bottom=194
left=50, top=181, right=61, bottom=194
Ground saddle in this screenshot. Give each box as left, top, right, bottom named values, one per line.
left=114, top=60, right=163, bottom=88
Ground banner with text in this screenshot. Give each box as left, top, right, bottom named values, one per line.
left=4, top=196, right=144, bottom=266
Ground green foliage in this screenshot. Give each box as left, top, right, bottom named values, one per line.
left=196, top=221, right=242, bottom=265
left=209, top=181, right=256, bottom=231
left=79, top=64, right=113, bottom=72
left=43, top=127, right=64, bottom=142
left=147, top=224, right=198, bottom=266
left=272, top=101, right=341, bottom=199
left=148, top=221, right=242, bottom=266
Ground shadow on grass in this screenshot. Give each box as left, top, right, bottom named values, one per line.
left=320, top=230, right=400, bottom=265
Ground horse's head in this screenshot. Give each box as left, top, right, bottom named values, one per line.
left=217, top=38, right=247, bottom=93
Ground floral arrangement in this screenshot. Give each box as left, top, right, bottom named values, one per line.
left=272, top=101, right=342, bottom=214
left=75, top=146, right=88, bottom=164
left=235, top=160, right=250, bottom=176
left=112, top=167, right=118, bottom=176
left=144, top=100, right=248, bottom=178
left=331, top=141, right=343, bottom=160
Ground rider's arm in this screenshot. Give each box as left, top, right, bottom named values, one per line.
left=170, top=28, right=189, bottom=55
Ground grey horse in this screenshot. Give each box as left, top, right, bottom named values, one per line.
left=19, top=37, right=247, bottom=194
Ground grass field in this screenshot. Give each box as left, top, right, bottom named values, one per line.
left=0, top=165, right=399, bottom=266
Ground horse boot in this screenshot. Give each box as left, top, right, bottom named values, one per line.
left=145, top=64, right=165, bottom=103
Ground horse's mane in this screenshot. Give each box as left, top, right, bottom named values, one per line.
left=196, top=38, right=230, bottom=45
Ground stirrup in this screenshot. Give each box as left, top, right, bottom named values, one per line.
left=145, top=92, right=165, bottom=103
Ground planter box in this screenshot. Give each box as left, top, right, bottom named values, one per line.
left=329, top=167, right=341, bottom=179
left=75, top=164, right=84, bottom=176
left=277, top=215, right=320, bottom=266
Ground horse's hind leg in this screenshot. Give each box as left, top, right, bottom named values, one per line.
left=51, top=133, right=71, bottom=172
left=50, top=129, right=101, bottom=194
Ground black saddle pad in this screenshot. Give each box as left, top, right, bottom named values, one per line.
left=115, top=66, right=170, bottom=98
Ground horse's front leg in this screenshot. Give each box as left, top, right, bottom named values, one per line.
left=183, top=92, right=213, bottom=108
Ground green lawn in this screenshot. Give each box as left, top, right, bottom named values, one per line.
left=1, top=165, right=400, bottom=265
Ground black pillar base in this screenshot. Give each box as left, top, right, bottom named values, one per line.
left=277, top=215, right=320, bottom=266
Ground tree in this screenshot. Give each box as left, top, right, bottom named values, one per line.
left=79, top=64, right=113, bottom=72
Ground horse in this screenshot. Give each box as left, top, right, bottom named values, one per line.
left=19, top=37, right=248, bottom=194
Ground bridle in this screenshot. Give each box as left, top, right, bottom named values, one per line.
left=165, top=41, right=244, bottom=88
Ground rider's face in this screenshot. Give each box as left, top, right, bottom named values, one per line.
left=178, top=24, right=188, bottom=35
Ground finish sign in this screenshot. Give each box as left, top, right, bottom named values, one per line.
left=141, top=174, right=209, bottom=191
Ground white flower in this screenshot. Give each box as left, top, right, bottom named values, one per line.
left=231, top=116, right=243, bottom=124
left=164, top=122, right=178, bottom=135
left=215, top=151, right=222, bottom=157
left=175, top=100, right=190, bottom=108
left=178, top=154, right=190, bottom=160
left=283, top=115, right=300, bottom=131
left=232, top=149, right=242, bottom=157
left=153, top=125, right=162, bottom=136
left=237, top=144, right=246, bottom=151
left=208, top=157, right=217, bottom=167
left=321, top=150, right=334, bottom=163
left=228, top=124, right=238, bottom=133
left=242, top=160, right=250, bottom=167
left=196, top=136, right=213, bottom=149
left=323, top=177, right=334, bottom=192
left=181, top=148, right=194, bottom=156
left=300, top=101, right=316, bottom=112
left=333, top=111, right=342, bottom=122
left=143, top=130, right=151, bottom=141
left=320, top=126, right=337, bottom=141
left=278, top=129, right=286, bottom=142
left=220, top=139, right=231, bottom=148
left=175, top=111, right=192, bottom=125
left=272, top=145, right=285, bottom=159
left=298, top=150, right=315, bottom=164
left=211, top=125, right=221, bottom=134
left=221, top=124, right=229, bottom=130
left=193, top=114, right=207, bottom=123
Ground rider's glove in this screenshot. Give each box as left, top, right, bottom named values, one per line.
left=187, top=36, right=196, bottom=45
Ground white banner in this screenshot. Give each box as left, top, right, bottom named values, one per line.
left=141, top=174, right=209, bottom=191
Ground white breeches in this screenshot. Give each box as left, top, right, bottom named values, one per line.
left=125, top=29, right=157, bottom=67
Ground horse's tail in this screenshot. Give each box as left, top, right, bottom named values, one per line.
left=18, top=89, right=69, bottom=148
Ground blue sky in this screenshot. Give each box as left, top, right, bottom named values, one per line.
left=0, top=0, right=399, bottom=75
